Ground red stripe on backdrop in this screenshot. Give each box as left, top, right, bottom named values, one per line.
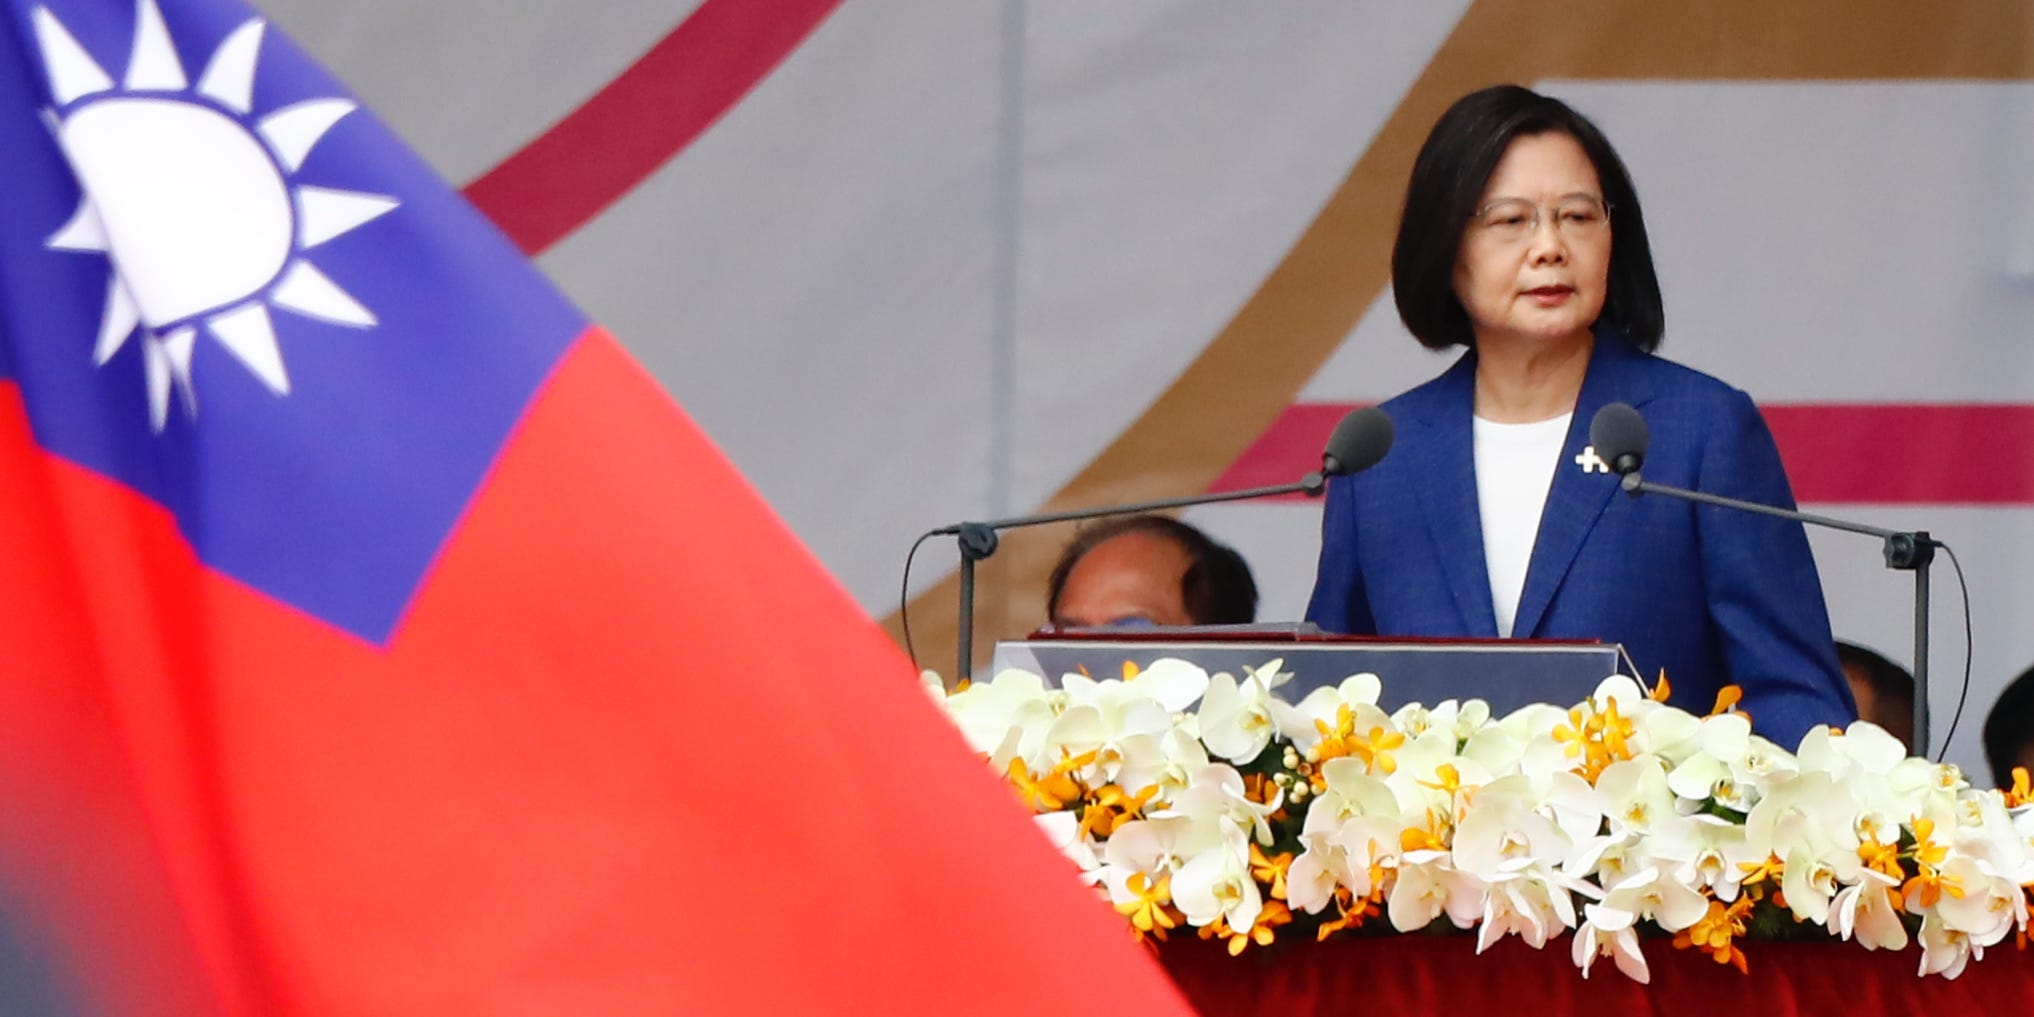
left=462, top=0, right=841, bottom=255
left=1214, top=403, right=2034, bottom=504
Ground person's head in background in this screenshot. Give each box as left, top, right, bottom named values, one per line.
left=1046, top=515, right=1257, bottom=629
left=1983, top=663, right=2034, bottom=789
left=1835, top=641, right=1915, bottom=753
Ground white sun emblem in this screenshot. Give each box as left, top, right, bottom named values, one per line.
left=36, top=0, right=398, bottom=430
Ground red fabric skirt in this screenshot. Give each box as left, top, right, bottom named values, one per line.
left=1158, top=935, right=2034, bottom=1014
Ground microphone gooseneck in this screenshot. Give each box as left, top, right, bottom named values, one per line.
left=923, top=405, right=1395, bottom=680
left=1595, top=402, right=1951, bottom=759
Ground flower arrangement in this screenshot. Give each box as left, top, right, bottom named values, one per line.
left=931, top=659, right=2034, bottom=982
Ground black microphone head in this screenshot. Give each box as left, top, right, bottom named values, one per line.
left=1588, top=402, right=1649, bottom=476
left=1321, top=406, right=1394, bottom=477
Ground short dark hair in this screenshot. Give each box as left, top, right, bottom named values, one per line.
left=1836, top=641, right=1915, bottom=750
left=1045, top=515, right=1258, bottom=626
left=1983, top=663, right=2034, bottom=788
left=1391, top=84, right=1665, bottom=352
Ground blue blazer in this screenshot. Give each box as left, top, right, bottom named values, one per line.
left=1305, top=333, right=1856, bottom=749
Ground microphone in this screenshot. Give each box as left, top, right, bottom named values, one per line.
left=1323, top=406, right=1396, bottom=479
left=1584, top=402, right=1943, bottom=755
left=1588, top=401, right=1648, bottom=476
left=929, top=406, right=1395, bottom=680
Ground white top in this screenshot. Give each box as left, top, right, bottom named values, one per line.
left=1472, top=412, right=1572, bottom=638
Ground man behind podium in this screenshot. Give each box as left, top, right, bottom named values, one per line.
left=1305, top=85, right=1855, bottom=749
left=1048, top=515, right=1258, bottom=629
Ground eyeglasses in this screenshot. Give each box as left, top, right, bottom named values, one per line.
left=1050, top=615, right=1161, bottom=631
left=1470, top=196, right=1611, bottom=244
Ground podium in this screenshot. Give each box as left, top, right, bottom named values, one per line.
left=989, top=624, right=1634, bottom=715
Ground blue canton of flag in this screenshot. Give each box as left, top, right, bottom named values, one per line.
left=0, top=0, right=585, bottom=642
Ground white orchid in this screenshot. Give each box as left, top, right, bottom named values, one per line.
left=1798, top=724, right=1952, bottom=836
left=1044, top=680, right=1174, bottom=788
left=1830, top=869, right=1908, bottom=951
left=1093, top=813, right=1223, bottom=906
left=1471, top=703, right=1577, bottom=790
left=1948, top=792, right=2034, bottom=889
left=1595, top=865, right=1709, bottom=933
left=1928, top=853, right=2025, bottom=946
left=1743, top=773, right=1865, bottom=925
left=1170, top=826, right=1263, bottom=932
left=1388, top=700, right=1439, bottom=740
left=1916, top=915, right=1983, bottom=978
left=1120, top=656, right=1213, bottom=712
left=1452, top=776, right=1580, bottom=882
left=1665, top=712, right=1795, bottom=813
left=1162, top=763, right=1281, bottom=846
left=1341, top=814, right=1418, bottom=899
left=1474, top=870, right=1581, bottom=952
left=1289, top=812, right=1411, bottom=914
left=1389, top=847, right=1484, bottom=933
left=1034, top=810, right=1101, bottom=875
left=1387, top=694, right=1486, bottom=744
left=1633, top=704, right=1704, bottom=765
left=1304, top=759, right=1400, bottom=834
left=1574, top=901, right=1650, bottom=982
left=939, top=666, right=1059, bottom=767
left=1595, top=758, right=1678, bottom=837
left=1284, top=829, right=1353, bottom=915
left=1380, top=729, right=1480, bottom=815
left=1650, top=812, right=1760, bottom=900
left=1564, top=827, right=1646, bottom=892
left=1797, top=723, right=1907, bottom=782
left=1588, top=674, right=1650, bottom=713
left=1272, top=673, right=1381, bottom=757
left=1146, top=726, right=1212, bottom=801
left=2010, top=801, right=2034, bottom=842
left=1197, top=661, right=1290, bottom=765
left=1287, top=759, right=1416, bottom=913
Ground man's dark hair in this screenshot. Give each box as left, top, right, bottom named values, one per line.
left=1836, top=640, right=1915, bottom=750
left=1044, top=515, right=1257, bottom=626
left=1983, top=663, right=2034, bottom=788
left=1392, top=84, right=1665, bottom=352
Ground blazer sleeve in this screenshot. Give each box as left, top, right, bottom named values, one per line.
left=1305, top=474, right=1376, bottom=635
left=1694, top=389, right=1858, bottom=748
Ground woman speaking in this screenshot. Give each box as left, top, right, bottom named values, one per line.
left=1305, top=85, right=1856, bottom=749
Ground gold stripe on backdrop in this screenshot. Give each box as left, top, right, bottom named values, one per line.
left=884, top=0, right=2034, bottom=677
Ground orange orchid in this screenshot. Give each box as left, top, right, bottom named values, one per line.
left=1248, top=843, right=1295, bottom=901
left=1673, top=896, right=1755, bottom=973
left=1400, top=810, right=1450, bottom=854
left=1552, top=698, right=1636, bottom=781
left=1212, top=899, right=1293, bottom=955
left=1737, top=854, right=1784, bottom=887
left=1349, top=724, right=1406, bottom=775
left=1005, top=754, right=1088, bottom=812
left=2004, top=767, right=2032, bottom=809
left=1312, top=704, right=1361, bottom=765
left=1709, top=685, right=1744, bottom=717
left=1114, top=872, right=1179, bottom=942
left=1078, top=783, right=1157, bottom=840
left=1310, top=885, right=1381, bottom=941
left=1897, top=818, right=1966, bottom=910
left=1648, top=669, right=1673, bottom=703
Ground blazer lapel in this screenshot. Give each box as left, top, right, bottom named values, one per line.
left=1407, top=354, right=1498, bottom=637
left=1510, top=334, right=1656, bottom=637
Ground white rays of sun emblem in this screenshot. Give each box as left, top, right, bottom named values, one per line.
left=36, top=0, right=398, bottom=430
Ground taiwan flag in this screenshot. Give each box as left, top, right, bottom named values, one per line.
left=0, top=2, right=1194, bottom=1015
